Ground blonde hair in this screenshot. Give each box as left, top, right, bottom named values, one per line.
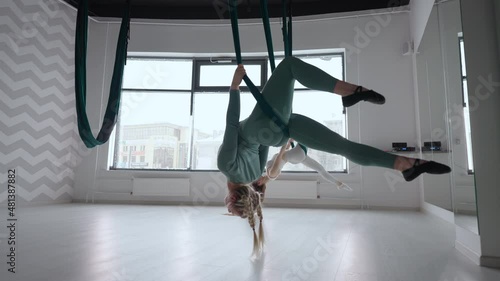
left=227, top=184, right=265, bottom=257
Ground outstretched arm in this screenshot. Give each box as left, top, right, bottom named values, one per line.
left=217, top=65, right=246, bottom=171
left=301, top=157, right=341, bottom=185
left=301, top=156, right=352, bottom=191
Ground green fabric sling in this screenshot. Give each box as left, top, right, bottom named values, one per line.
left=228, top=0, right=291, bottom=137
left=75, top=0, right=131, bottom=148
left=241, top=0, right=308, bottom=152
left=286, top=0, right=293, bottom=57
left=260, top=0, right=276, bottom=72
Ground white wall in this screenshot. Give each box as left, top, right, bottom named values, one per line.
left=0, top=0, right=78, bottom=206
left=72, top=19, right=110, bottom=201
left=417, top=7, right=449, bottom=152
left=74, top=11, right=419, bottom=209
left=410, top=0, right=435, bottom=51
left=461, top=0, right=500, bottom=265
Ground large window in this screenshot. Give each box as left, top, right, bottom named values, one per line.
left=459, top=38, right=474, bottom=173
left=112, top=54, right=346, bottom=172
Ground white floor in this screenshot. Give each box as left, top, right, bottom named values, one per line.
left=1, top=204, right=499, bottom=281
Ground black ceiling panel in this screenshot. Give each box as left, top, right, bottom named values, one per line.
left=64, top=0, right=410, bottom=20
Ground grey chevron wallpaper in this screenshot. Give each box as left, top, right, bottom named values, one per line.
left=0, top=0, right=80, bottom=204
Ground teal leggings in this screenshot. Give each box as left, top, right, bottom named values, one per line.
left=241, top=56, right=397, bottom=169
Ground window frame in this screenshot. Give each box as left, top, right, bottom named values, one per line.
left=111, top=53, right=347, bottom=173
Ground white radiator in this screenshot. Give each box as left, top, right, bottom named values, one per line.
left=265, top=180, right=317, bottom=199
left=132, top=178, right=190, bottom=197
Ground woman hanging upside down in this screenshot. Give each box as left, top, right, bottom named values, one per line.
left=219, top=57, right=451, bottom=256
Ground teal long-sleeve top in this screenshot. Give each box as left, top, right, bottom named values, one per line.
left=217, top=89, right=269, bottom=184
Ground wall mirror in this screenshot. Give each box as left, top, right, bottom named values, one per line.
left=417, top=0, right=478, bottom=234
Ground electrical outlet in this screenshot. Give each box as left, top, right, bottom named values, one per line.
left=455, top=138, right=461, bottom=145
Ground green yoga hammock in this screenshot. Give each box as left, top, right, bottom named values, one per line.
left=228, top=0, right=293, bottom=137
left=75, top=0, right=131, bottom=148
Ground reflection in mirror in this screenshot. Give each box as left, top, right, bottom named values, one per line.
left=417, top=4, right=453, bottom=212
left=416, top=0, right=478, bottom=234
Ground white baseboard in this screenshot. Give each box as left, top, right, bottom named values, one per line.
left=480, top=256, right=500, bottom=268
left=71, top=198, right=421, bottom=213
left=0, top=200, right=72, bottom=208
left=455, top=240, right=481, bottom=265
left=455, top=225, right=481, bottom=265
left=71, top=199, right=225, bottom=207
left=422, top=202, right=454, bottom=224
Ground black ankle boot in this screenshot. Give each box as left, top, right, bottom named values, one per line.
left=402, top=159, right=452, bottom=182
left=342, top=86, right=386, bottom=107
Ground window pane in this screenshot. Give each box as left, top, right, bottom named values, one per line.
left=460, top=40, right=467, bottom=77
left=114, top=91, right=191, bottom=169
left=462, top=80, right=474, bottom=172
left=123, top=59, right=193, bottom=90
left=460, top=38, right=473, bottom=172
left=199, top=64, right=262, bottom=87
left=192, top=92, right=257, bottom=170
